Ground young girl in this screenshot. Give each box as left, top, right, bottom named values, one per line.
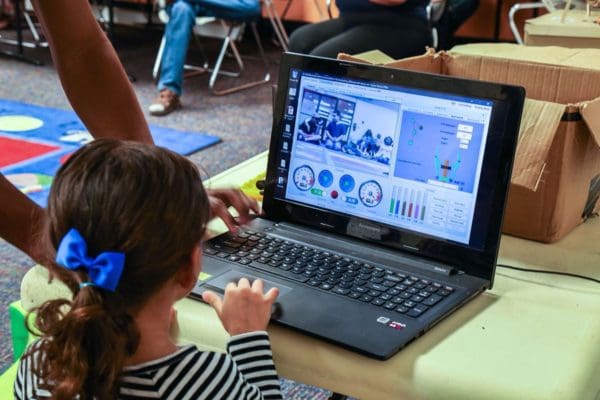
left=14, top=139, right=282, bottom=399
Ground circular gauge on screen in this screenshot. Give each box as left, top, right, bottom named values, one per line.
left=293, top=165, right=315, bottom=191
left=318, top=169, right=334, bottom=188
left=359, top=180, right=383, bottom=207
left=339, top=174, right=355, bottom=193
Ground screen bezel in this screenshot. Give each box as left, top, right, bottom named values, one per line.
left=262, top=53, right=525, bottom=283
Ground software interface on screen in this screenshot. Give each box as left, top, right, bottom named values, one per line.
left=274, top=69, right=493, bottom=245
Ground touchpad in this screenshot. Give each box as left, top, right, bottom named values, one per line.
left=203, top=270, right=292, bottom=297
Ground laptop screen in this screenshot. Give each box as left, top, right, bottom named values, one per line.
left=264, top=53, right=524, bottom=281
left=273, top=69, right=493, bottom=248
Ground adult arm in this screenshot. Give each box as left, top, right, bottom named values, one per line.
left=0, top=175, right=47, bottom=264
left=31, top=0, right=153, bottom=143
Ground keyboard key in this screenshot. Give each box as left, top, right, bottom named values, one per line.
left=320, top=283, right=333, bottom=290
left=353, top=286, right=368, bottom=293
left=366, top=283, right=388, bottom=292
left=379, top=293, right=392, bottom=301
left=410, top=295, right=424, bottom=303
left=422, top=294, right=443, bottom=306
left=372, top=298, right=386, bottom=306
left=221, top=240, right=242, bottom=249
left=395, top=306, right=409, bottom=314
left=402, top=300, right=417, bottom=308
left=204, top=248, right=218, bottom=255
left=307, top=279, right=320, bottom=286
left=407, top=304, right=429, bottom=318
left=238, top=258, right=251, bottom=265
left=384, top=302, right=397, bottom=310
left=348, top=292, right=361, bottom=299
left=383, top=274, right=401, bottom=282
left=438, top=289, right=452, bottom=297
left=333, top=287, right=350, bottom=295
left=360, top=295, right=374, bottom=303
left=367, top=290, right=381, bottom=297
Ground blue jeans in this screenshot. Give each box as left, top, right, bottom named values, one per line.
left=158, top=0, right=260, bottom=96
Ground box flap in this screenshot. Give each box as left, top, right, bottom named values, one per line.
left=337, top=50, right=396, bottom=65
left=581, top=97, right=600, bottom=148
left=339, top=48, right=443, bottom=75
left=512, top=99, right=565, bottom=191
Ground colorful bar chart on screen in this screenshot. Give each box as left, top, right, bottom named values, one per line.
left=388, top=185, right=428, bottom=222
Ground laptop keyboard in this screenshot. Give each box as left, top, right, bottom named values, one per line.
left=204, top=230, right=455, bottom=319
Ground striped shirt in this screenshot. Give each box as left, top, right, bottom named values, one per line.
left=14, top=331, right=283, bottom=399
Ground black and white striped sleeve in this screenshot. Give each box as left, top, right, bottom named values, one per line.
left=13, top=340, right=51, bottom=400
left=226, top=331, right=283, bottom=400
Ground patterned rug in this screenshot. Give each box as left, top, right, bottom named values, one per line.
left=0, top=99, right=220, bottom=206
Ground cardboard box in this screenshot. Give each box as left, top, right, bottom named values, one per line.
left=339, top=45, right=600, bottom=242
left=524, top=10, right=600, bottom=49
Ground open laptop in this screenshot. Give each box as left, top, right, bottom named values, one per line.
left=191, top=53, right=525, bottom=360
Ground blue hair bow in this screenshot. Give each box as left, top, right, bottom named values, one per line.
left=56, top=228, right=125, bottom=292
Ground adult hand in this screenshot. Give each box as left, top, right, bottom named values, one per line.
left=207, top=188, right=260, bottom=233
left=368, top=0, right=407, bottom=5
left=202, top=278, right=279, bottom=335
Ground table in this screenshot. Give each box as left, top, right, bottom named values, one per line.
left=16, top=151, right=600, bottom=399
left=173, top=151, right=600, bottom=400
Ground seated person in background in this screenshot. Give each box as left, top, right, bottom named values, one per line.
left=374, top=136, right=393, bottom=164
left=288, top=0, right=432, bottom=59
left=324, top=111, right=347, bottom=150
left=15, top=139, right=282, bottom=399
left=298, top=114, right=323, bottom=143
left=149, top=0, right=261, bottom=116
left=357, top=129, right=379, bottom=158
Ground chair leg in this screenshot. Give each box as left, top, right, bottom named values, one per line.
left=262, top=0, right=289, bottom=51
left=209, top=22, right=270, bottom=96
left=152, top=36, right=166, bottom=80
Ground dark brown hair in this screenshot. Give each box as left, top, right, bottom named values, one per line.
left=26, top=139, right=210, bottom=399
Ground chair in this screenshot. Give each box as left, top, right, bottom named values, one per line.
left=152, top=0, right=282, bottom=96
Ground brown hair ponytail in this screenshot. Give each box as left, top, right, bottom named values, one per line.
left=30, top=269, right=138, bottom=399
left=25, top=139, right=210, bottom=399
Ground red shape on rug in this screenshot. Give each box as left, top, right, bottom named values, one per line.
left=0, top=136, right=60, bottom=168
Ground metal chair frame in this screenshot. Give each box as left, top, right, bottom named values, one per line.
left=508, top=0, right=556, bottom=44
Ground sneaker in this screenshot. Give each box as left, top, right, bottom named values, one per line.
left=148, top=89, right=181, bottom=116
